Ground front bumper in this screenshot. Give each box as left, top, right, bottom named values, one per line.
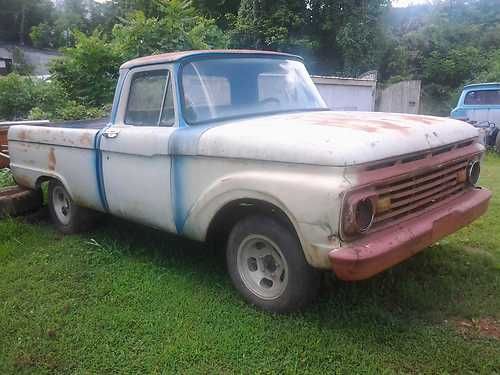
left=329, top=188, right=491, bottom=281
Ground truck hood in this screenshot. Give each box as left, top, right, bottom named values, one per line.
left=185, top=111, right=479, bottom=166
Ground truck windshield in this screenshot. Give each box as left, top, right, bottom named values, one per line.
left=180, top=57, right=327, bottom=124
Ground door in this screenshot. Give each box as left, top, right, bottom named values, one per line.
left=99, top=66, right=177, bottom=232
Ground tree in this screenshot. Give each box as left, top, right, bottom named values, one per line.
left=50, top=0, right=227, bottom=106
left=50, top=31, right=122, bottom=106
left=112, top=0, right=228, bottom=61
left=0, top=0, right=55, bottom=45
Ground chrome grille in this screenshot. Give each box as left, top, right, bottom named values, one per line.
left=373, top=158, right=469, bottom=224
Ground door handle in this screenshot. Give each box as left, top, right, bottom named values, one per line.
left=103, top=128, right=120, bottom=139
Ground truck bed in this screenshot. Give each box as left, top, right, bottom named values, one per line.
left=7, top=119, right=109, bottom=211
left=48, top=117, right=109, bottom=129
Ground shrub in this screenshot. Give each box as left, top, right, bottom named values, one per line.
left=29, top=101, right=107, bottom=121
left=0, top=73, right=106, bottom=122
left=0, top=74, right=36, bottom=120
left=50, top=31, right=122, bottom=107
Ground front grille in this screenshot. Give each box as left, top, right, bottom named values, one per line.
left=373, top=158, right=469, bottom=225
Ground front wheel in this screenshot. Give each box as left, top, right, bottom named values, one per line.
left=226, top=215, right=320, bottom=313
left=48, top=180, right=99, bottom=234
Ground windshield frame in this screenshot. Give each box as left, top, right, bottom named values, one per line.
left=177, top=55, right=328, bottom=126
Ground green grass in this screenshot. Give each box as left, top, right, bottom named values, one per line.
left=1, top=156, right=499, bottom=374
left=0, top=168, right=14, bottom=187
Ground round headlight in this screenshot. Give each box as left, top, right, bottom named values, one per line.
left=467, top=160, right=480, bottom=186
left=355, top=198, right=374, bottom=233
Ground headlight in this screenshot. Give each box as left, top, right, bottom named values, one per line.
left=355, top=198, right=375, bottom=233
left=467, top=160, right=480, bottom=186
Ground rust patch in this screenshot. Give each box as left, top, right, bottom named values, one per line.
left=18, top=129, right=28, bottom=141
left=78, top=132, right=93, bottom=147
left=451, top=318, right=500, bottom=340
left=293, top=114, right=412, bottom=134
left=48, top=147, right=56, bottom=171
left=396, top=114, right=442, bottom=125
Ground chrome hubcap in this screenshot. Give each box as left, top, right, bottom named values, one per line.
left=237, top=234, right=288, bottom=300
left=52, top=186, right=71, bottom=225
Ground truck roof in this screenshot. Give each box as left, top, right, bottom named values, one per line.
left=120, top=49, right=302, bottom=70
left=463, top=82, right=500, bottom=90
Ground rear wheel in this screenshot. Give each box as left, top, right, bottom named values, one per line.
left=226, top=215, right=320, bottom=313
left=48, top=180, right=99, bottom=234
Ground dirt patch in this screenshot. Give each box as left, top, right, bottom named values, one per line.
left=463, top=246, right=494, bottom=259
left=48, top=147, right=56, bottom=171
left=450, top=317, right=500, bottom=340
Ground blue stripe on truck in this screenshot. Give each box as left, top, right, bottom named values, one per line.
left=94, top=128, right=109, bottom=212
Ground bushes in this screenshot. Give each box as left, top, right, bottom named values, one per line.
left=0, top=74, right=36, bottom=120
left=1, top=0, right=227, bottom=123
left=0, top=74, right=106, bottom=122
left=50, top=31, right=122, bottom=107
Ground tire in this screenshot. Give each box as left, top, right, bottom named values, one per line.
left=226, top=215, right=320, bottom=313
left=0, top=186, right=42, bottom=218
left=48, top=180, right=99, bottom=234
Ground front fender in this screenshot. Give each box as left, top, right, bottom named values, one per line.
left=180, top=163, right=352, bottom=268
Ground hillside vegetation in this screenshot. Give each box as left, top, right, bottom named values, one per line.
left=0, top=0, right=499, bottom=120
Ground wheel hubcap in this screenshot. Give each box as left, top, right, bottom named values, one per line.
left=237, top=234, right=288, bottom=300
left=52, top=186, right=72, bottom=225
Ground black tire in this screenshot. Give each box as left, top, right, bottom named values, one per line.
left=226, top=215, right=320, bottom=313
left=48, top=180, right=99, bottom=234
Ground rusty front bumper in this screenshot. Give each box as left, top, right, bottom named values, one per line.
left=329, top=188, right=491, bottom=281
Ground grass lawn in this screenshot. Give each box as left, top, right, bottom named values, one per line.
left=1, top=155, right=499, bottom=374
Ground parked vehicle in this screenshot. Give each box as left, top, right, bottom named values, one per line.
left=451, top=82, right=500, bottom=150
left=7, top=50, right=491, bottom=312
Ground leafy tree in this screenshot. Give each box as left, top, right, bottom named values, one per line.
left=0, top=0, right=55, bottom=44
left=50, top=31, right=122, bottom=106
left=112, top=0, right=228, bottom=61
left=476, top=50, right=500, bottom=83
left=50, top=0, right=227, bottom=107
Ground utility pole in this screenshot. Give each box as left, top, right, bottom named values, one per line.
left=19, top=2, right=27, bottom=46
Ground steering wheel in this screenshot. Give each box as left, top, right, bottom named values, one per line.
left=260, top=97, right=280, bottom=106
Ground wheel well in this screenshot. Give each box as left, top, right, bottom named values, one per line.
left=206, top=199, right=298, bottom=252
left=35, top=175, right=57, bottom=189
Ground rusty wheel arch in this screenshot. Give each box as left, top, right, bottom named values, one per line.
left=206, top=198, right=300, bottom=253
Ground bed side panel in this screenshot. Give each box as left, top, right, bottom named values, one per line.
left=8, top=125, right=103, bottom=211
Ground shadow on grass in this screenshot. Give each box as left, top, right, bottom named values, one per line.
left=66, top=213, right=499, bottom=327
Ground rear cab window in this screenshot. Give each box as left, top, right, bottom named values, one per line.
left=464, top=89, right=500, bottom=106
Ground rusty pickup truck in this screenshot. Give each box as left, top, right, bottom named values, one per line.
left=8, top=50, right=491, bottom=312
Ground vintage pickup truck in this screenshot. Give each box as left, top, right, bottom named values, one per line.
left=8, top=50, right=491, bottom=312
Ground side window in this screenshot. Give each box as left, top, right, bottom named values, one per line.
left=464, top=90, right=500, bottom=105
left=125, top=70, right=171, bottom=126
